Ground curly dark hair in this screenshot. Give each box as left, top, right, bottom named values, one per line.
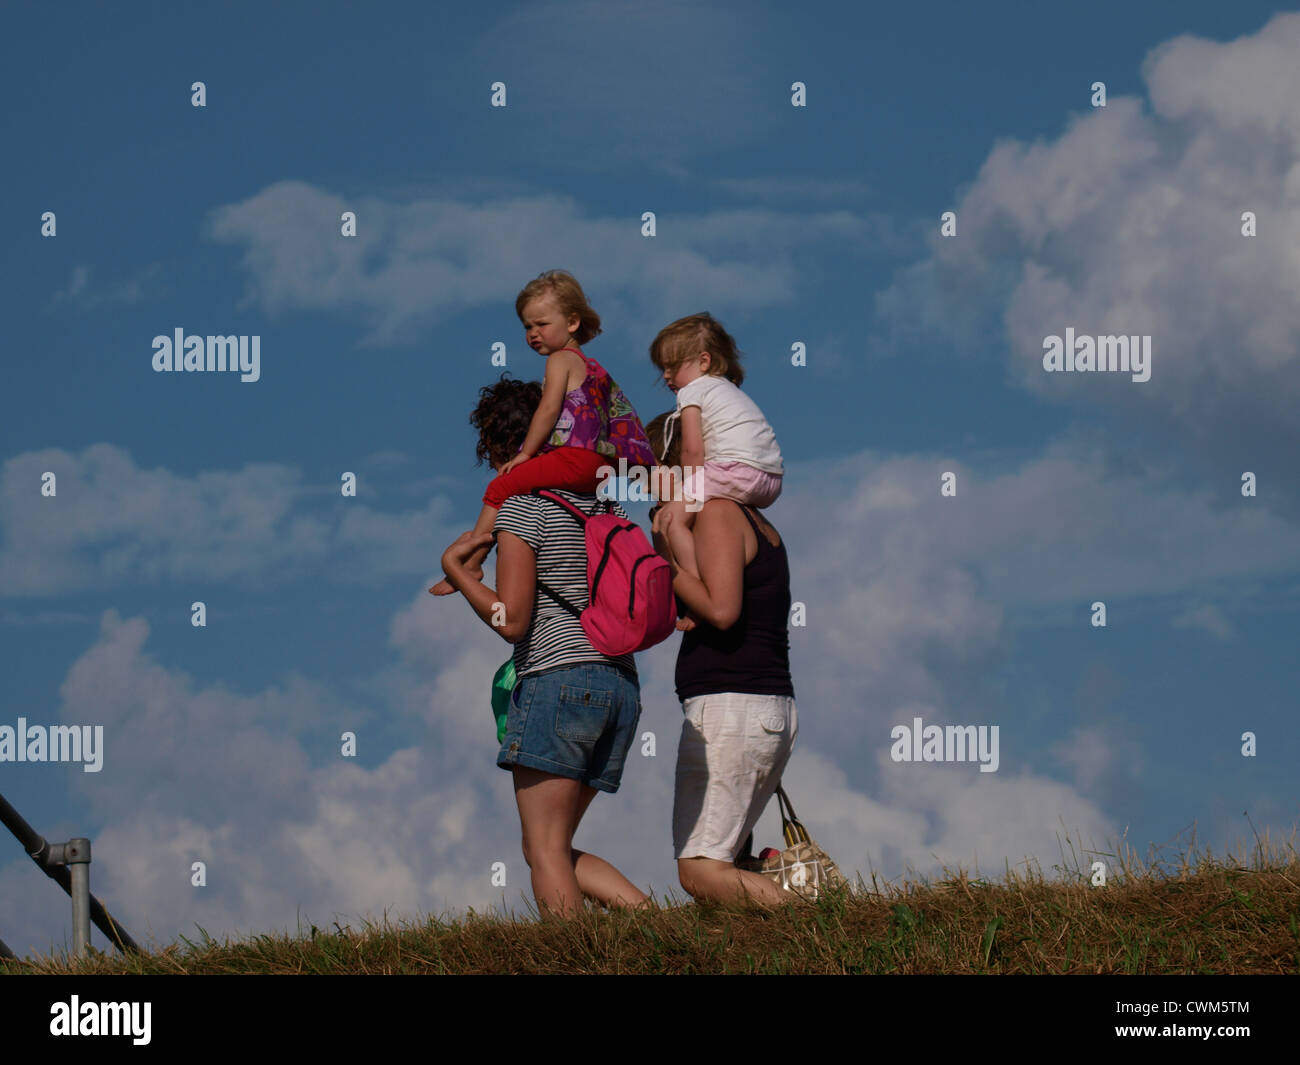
left=469, top=374, right=543, bottom=468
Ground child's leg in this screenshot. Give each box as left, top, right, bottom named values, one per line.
left=661, top=498, right=701, bottom=580
left=650, top=463, right=781, bottom=594
left=503, top=447, right=609, bottom=498
left=653, top=459, right=706, bottom=581
left=545, top=447, right=612, bottom=495
left=658, top=464, right=782, bottom=622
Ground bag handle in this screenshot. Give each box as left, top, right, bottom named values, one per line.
left=742, top=785, right=812, bottom=857
left=775, top=784, right=810, bottom=847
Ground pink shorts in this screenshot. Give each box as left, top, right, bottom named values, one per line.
left=682, top=461, right=782, bottom=509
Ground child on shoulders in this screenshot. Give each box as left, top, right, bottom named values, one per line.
left=645, top=313, right=784, bottom=582
left=430, top=270, right=655, bottom=594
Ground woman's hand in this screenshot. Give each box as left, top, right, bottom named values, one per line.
left=441, top=531, right=495, bottom=584
left=440, top=529, right=533, bottom=641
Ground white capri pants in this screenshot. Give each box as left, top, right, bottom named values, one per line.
left=672, top=691, right=798, bottom=861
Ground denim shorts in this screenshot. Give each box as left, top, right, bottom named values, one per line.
left=497, top=662, right=642, bottom=793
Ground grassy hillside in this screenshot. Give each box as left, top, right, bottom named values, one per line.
left=6, top=835, right=1298, bottom=975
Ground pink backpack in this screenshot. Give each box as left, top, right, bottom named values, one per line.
left=531, top=489, right=677, bottom=656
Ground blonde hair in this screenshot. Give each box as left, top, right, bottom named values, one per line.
left=648, top=312, right=744, bottom=386
left=515, top=270, right=602, bottom=345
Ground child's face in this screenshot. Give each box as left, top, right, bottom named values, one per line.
left=663, top=350, right=710, bottom=392
left=521, top=296, right=579, bottom=355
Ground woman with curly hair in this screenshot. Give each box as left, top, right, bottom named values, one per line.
left=438, top=374, right=650, bottom=917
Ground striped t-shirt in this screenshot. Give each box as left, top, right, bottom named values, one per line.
left=493, top=489, right=638, bottom=678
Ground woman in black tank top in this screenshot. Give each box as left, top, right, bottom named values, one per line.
left=675, top=502, right=795, bottom=701
left=652, top=497, right=799, bottom=907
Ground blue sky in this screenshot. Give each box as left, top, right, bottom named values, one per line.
left=2, top=1, right=1298, bottom=959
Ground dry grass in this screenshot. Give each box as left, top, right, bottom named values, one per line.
left=6, top=828, right=1299, bottom=975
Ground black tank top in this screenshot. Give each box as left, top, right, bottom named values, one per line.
left=674, top=502, right=795, bottom=700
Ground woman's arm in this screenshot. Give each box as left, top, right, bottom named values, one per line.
left=653, top=501, right=746, bottom=630
left=441, top=530, right=536, bottom=641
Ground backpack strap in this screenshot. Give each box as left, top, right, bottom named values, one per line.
left=535, top=579, right=584, bottom=619
left=532, top=488, right=591, bottom=524
left=529, top=490, right=595, bottom=617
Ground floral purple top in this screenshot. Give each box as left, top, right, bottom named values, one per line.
left=539, top=350, right=657, bottom=468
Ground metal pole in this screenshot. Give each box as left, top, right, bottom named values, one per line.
left=45, top=840, right=91, bottom=958
left=67, top=838, right=91, bottom=958
left=0, top=792, right=141, bottom=955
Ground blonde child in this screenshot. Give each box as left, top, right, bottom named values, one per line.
left=646, top=313, right=784, bottom=582
left=430, top=270, right=656, bottom=594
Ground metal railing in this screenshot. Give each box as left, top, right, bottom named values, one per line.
left=0, top=791, right=141, bottom=961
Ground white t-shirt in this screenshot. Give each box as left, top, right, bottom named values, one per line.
left=671, top=375, right=784, bottom=474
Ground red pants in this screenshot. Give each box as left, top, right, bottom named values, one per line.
left=483, top=447, right=609, bottom=508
